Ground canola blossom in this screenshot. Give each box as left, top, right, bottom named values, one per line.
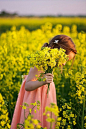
left=27, top=47, right=68, bottom=71
left=0, top=93, right=11, bottom=129
left=17, top=101, right=41, bottom=129
left=27, top=47, right=68, bottom=94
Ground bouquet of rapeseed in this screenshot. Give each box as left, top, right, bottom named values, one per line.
left=27, top=47, right=68, bottom=94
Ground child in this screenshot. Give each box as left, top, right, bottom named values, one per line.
left=11, top=35, right=77, bottom=129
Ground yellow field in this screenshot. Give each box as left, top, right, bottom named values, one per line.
left=0, top=17, right=86, bottom=33
left=0, top=22, right=86, bottom=128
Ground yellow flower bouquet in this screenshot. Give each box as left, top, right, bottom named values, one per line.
left=27, top=47, right=68, bottom=94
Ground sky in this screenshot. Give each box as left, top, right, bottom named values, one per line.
left=0, top=0, right=86, bottom=16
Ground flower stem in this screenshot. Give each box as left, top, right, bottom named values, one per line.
left=50, top=112, right=52, bottom=129
left=81, top=94, right=85, bottom=129
left=45, top=66, right=53, bottom=95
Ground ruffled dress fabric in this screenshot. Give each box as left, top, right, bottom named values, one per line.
left=11, top=75, right=57, bottom=129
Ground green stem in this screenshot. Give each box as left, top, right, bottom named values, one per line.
left=17, top=123, right=24, bottom=127
left=45, top=66, right=53, bottom=95
left=50, top=112, right=52, bottom=129
left=27, top=105, right=36, bottom=117
left=32, top=105, right=36, bottom=110
left=24, top=109, right=25, bottom=120
left=81, top=96, right=85, bottom=129
left=47, top=83, right=50, bottom=95
left=71, top=107, right=81, bottom=117
left=50, top=122, right=52, bottom=129
left=8, top=95, right=12, bottom=120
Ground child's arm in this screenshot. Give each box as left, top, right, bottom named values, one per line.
left=25, top=67, right=53, bottom=91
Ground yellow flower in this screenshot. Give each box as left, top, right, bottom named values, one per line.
left=34, top=109, right=36, bottom=113
left=68, top=117, right=70, bottom=121
left=1, top=115, right=6, bottom=119
left=7, top=123, right=11, bottom=128
left=47, top=113, right=50, bottom=117
left=67, top=125, right=71, bottom=129
left=60, top=108, right=62, bottom=111
left=80, top=100, right=83, bottom=104
left=62, top=119, right=66, bottom=125
left=46, top=117, right=52, bottom=122
left=25, top=119, right=30, bottom=126
left=32, top=119, right=38, bottom=125
left=29, top=108, right=32, bottom=113
left=37, top=124, right=41, bottom=128
left=22, top=105, right=26, bottom=109
left=84, top=116, right=86, bottom=120
left=27, top=115, right=32, bottom=120
left=67, top=105, right=71, bottom=109
left=63, top=111, right=66, bottom=116
left=2, top=109, right=7, bottom=114
left=56, top=122, right=60, bottom=126
left=31, top=102, right=37, bottom=106
left=44, top=127, right=47, bottom=129
left=70, top=113, right=74, bottom=118
left=84, top=123, right=86, bottom=128
left=1, top=121, right=5, bottom=126
left=62, top=105, right=66, bottom=109
left=43, top=112, right=46, bottom=116
left=57, top=117, right=62, bottom=121
left=0, top=93, right=3, bottom=102
left=73, top=120, right=76, bottom=125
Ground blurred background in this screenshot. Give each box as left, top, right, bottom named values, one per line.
left=0, top=0, right=86, bottom=129
left=0, top=0, right=86, bottom=33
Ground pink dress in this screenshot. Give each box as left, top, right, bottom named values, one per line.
left=11, top=75, right=57, bottom=129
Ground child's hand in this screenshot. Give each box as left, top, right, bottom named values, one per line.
left=43, top=73, right=54, bottom=85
